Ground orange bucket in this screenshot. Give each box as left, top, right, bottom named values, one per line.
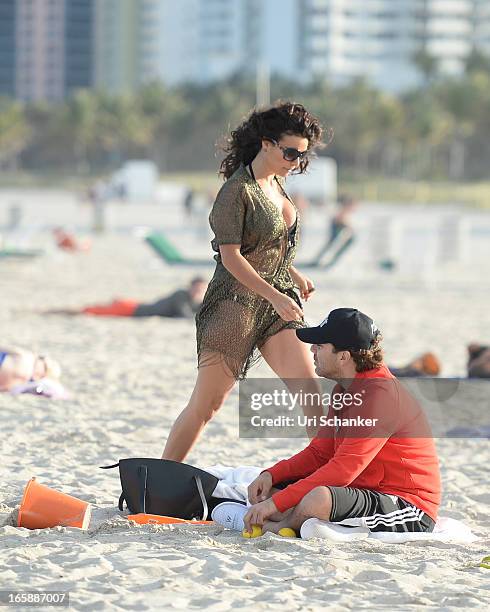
left=127, top=513, right=213, bottom=526
left=17, top=478, right=91, bottom=530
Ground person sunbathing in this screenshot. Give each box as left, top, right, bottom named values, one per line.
left=389, top=352, right=441, bottom=377
left=44, top=277, right=207, bottom=319
left=53, top=227, right=91, bottom=252
left=0, top=347, right=61, bottom=392
left=467, top=344, right=490, bottom=378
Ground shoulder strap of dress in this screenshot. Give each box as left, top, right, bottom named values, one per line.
left=275, top=175, right=291, bottom=201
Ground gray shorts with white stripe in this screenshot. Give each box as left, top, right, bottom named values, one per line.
left=328, top=486, right=435, bottom=533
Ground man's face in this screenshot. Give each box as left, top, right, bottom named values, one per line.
left=310, top=343, right=343, bottom=379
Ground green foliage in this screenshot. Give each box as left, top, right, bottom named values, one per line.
left=2, top=57, right=490, bottom=182
left=0, top=97, right=31, bottom=167
left=412, top=49, right=439, bottom=84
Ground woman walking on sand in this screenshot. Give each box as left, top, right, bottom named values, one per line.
left=162, top=101, right=329, bottom=461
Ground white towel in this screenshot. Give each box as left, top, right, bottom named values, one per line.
left=10, top=378, right=69, bottom=399
left=206, top=465, right=478, bottom=544
left=300, top=516, right=478, bottom=544
left=205, top=465, right=261, bottom=504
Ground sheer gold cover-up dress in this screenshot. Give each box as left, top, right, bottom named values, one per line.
left=196, top=165, right=306, bottom=380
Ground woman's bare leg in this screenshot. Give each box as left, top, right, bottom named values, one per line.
left=260, top=328, right=323, bottom=437
left=161, top=353, right=236, bottom=462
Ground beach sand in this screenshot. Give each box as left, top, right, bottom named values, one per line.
left=0, top=192, right=489, bottom=609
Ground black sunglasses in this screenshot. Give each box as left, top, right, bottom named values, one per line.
left=268, top=139, right=308, bottom=162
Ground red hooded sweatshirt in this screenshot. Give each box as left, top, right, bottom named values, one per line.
left=267, top=365, right=441, bottom=521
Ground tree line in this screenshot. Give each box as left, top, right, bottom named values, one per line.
left=1, top=49, right=490, bottom=181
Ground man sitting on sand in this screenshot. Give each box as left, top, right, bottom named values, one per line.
left=214, top=308, right=441, bottom=537
left=44, top=277, right=207, bottom=319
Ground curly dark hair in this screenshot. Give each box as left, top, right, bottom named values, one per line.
left=333, top=332, right=384, bottom=373
left=219, top=101, right=328, bottom=179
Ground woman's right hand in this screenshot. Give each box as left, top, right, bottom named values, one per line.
left=269, top=292, right=303, bottom=322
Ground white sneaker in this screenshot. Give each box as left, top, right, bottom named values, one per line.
left=211, top=501, right=248, bottom=531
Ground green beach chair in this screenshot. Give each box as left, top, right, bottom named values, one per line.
left=145, top=232, right=209, bottom=266
left=0, top=248, right=44, bottom=259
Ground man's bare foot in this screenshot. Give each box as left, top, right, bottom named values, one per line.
left=262, top=520, right=283, bottom=535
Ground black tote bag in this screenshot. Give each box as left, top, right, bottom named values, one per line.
left=101, top=458, right=219, bottom=520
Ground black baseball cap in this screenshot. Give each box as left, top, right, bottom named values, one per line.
left=296, top=308, right=379, bottom=351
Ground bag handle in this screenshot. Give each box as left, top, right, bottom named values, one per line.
left=194, top=475, right=209, bottom=521
left=116, top=468, right=147, bottom=513
left=101, top=462, right=125, bottom=510
left=138, top=465, right=148, bottom=514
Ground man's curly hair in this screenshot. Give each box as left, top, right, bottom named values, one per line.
left=333, top=332, right=384, bottom=373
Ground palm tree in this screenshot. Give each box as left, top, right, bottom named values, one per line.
left=0, top=97, right=30, bottom=170
left=60, top=90, right=99, bottom=172
left=464, top=48, right=490, bottom=76
left=136, top=82, right=187, bottom=170
left=412, top=48, right=439, bottom=86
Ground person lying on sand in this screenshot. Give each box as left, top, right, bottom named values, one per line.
left=53, top=227, right=91, bottom=252
left=213, top=309, right=441, bottom=537
left=389, top=352, right=441, bottom=377
left=43, top=277, right=207, bottom=319
left=467, top=344, right=490, bottom=378
left=0, top=346, right=61, bottom=392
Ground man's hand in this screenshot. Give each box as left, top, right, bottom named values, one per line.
left=243, top=498, right=278, bottom=533
left=248, top=471, right=273, bottom=504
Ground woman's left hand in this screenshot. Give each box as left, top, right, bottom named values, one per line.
left=290, top=268, right=315, bottom=301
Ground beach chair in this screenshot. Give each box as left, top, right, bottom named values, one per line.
left=0, top=248, right=43, bottom=259
left=144, top=231, right=209, bottom=266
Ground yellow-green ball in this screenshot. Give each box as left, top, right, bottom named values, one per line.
left=242, top=525, right=263, bottom=538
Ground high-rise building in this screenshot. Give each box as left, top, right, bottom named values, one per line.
left=0, top=0, right=94, bottom=102
left=64, top=0, right=94, bottom=95
left=137, top=0, right=199, bottom=87
left=123, top=0, right=485, bottom=92
left=0, top=0, right=16, bottom=97
left=2, top=0, right=490, bottom=101
left=418, top=0, right=474, bottom=77
left=15, top=0, right=66, bottom=102
left=94, top=0, right=256, bottom=90
left=94, top=0, right=139, bottom=94
left=196, top=0, right=248, bottom=83
left=298, top=0, right=418, bottom=90
left=474, top=0, right=490, bottom=56
left=297, top=0, right=479, bottom=91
